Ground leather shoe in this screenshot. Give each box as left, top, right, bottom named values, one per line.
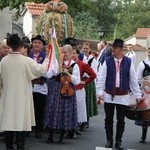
left=105, top=141, right=113, bottom=148
left=45, top=138, right=53, bottom=144
left=72, top=133, right=76, bottom=139
left=58, top=138, right=64, bottom=144
left=6, top=146, right=16, bottom=150
left=115, top=141, right=123, bottom=149
left=0, top=137, right=5, bottom=142
left=35, top=132, right=42, bottom=138
left=139, top=137, right=146, bottom=143
left=17, top=147, right=29, bottom=150
left=76, top=130, right=82, bottom=135
left=79, top=125, right=85, bottom=131
left=66, top=131, right=72, bottom=139
left=84, top=122, right=89, bottom=128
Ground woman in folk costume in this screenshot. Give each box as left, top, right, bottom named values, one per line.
left=0, top=34, right=50, bottom=150
left=135, top=47, right=150, bottom=143
left=71, top=47, right=96, bottom=136
left=44, top=44, right=80, bottom=143
left=81, top=42, right=98, bottom=129
left=20, top=37, right=31, bottom=57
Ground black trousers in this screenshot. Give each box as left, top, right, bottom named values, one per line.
left=33, top=92, right=46, bottom=132
left=5, top=131, right=25, bottom=149
left=104, top=102, right=128, bottom=142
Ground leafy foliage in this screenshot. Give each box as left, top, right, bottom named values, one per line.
left=113, top=0, right=150, bottom=39
left=1, top=0, right=150, bottom=40
left=73, top=11, right=99, bottom=40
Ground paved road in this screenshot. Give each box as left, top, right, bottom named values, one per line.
left=0, top=105, right=150, bottom=150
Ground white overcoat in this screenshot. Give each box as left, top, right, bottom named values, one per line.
left=0, top=53, right=48, bottom=131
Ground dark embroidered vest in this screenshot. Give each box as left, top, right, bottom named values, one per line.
left=30, top=50, right=46, bottom=85
left=142, top=61, right=150, bottom=77
left=105, top=56, right=131, bottom=95
left=29, top=50, right=46, bottom=64
left=88, top=57, right=94, bottom=66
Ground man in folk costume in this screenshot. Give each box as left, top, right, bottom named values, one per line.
left=0, top=34, right=50, bottom=150
left=29, top=35, right=47, bottom=138
left=97, top=39, right=142, bottom=149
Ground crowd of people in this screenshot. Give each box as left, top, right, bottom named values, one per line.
left=0, top=33, right=149, bottom=150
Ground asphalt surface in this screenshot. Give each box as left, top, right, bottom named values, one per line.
left=0, top=104, right=150, bottom=150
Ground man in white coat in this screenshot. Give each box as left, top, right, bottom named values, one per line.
left=0, top=34, right=49, bottom=150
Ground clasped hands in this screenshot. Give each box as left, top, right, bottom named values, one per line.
left=63, top=69, right=70, bottom=75
left=97, top=94, right=104, bottom=105
left=136, top=97, right=145, bottom=104
left=97, top=95, right=145, bottom=105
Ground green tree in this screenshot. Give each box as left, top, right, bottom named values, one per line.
left=1, top=0, right=150, bottom=40
left=73, top=11, right=99, bottom=40
left=63, top=0, right=92, bottom=17
left=113, top=0, right=150, bottom=39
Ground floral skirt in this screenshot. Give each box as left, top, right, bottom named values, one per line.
left=44, top=78, right=78, bottom=130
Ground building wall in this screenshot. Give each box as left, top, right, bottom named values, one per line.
left=124, top=50, right=146, bottom=69
left=12, top=23, right=24, bottom=38
left=124, top=37, right=136, bottom=45
left=135, top=50, right=147, bottom=69
left=125, top=36, right=150, bottom=49
left=23, top=11, right=33, bottom=40
left=32, top=16, right=39, bottom=37
left=0, top=7, right=13, bottom=41
left=147, top=35, right=150, bottom=49
left=136, top=38, right=148, bottom=49
left=0, top=7, right=23, bottom=41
